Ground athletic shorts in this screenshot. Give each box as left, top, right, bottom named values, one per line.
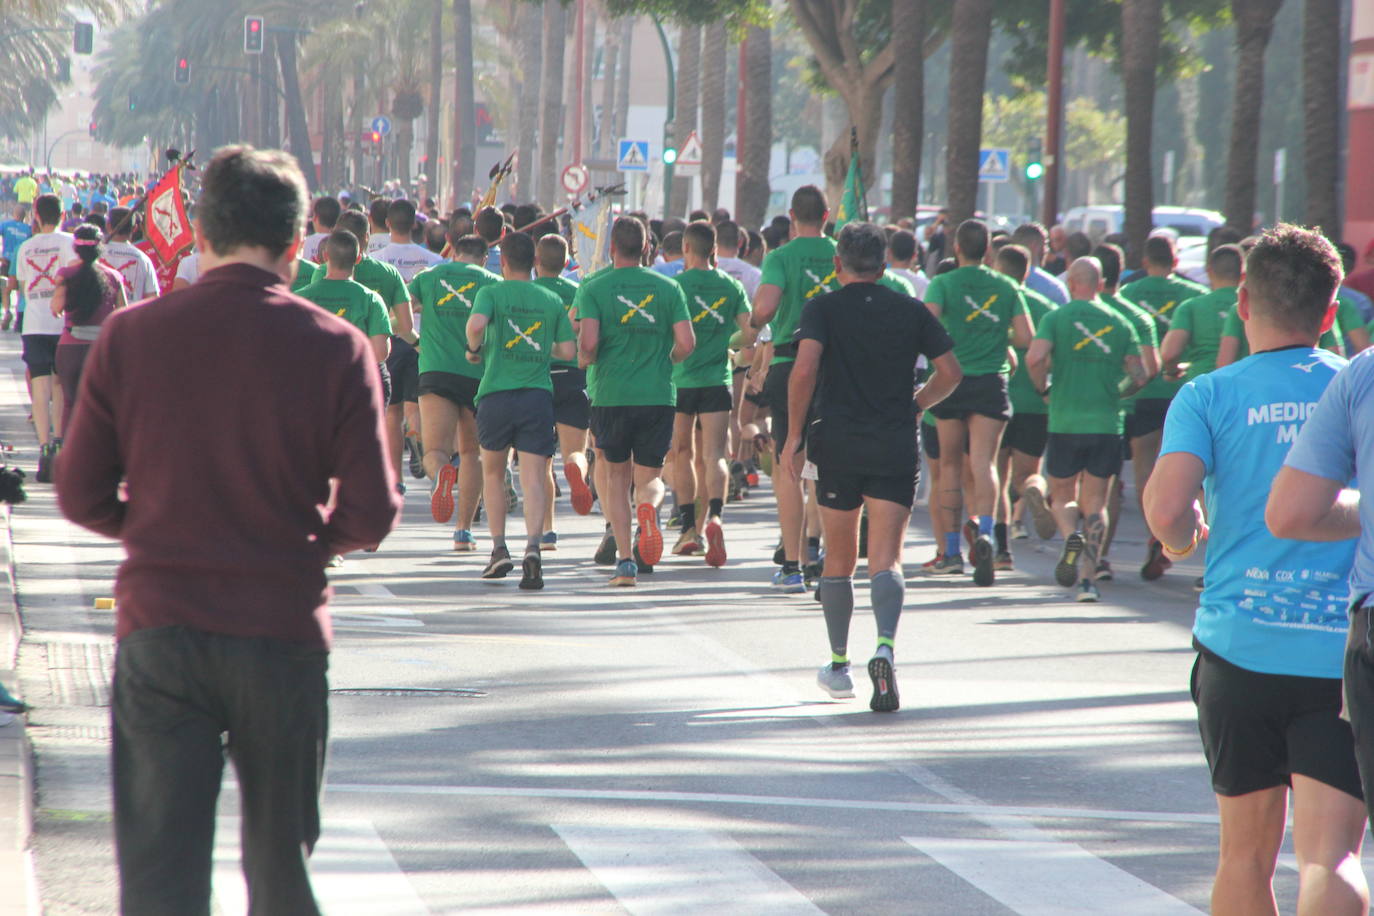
left=21, top=333, right=59, bottom=378
left=816, top=465, right=918, bottom=511
left=920, top=422, right=939, bottom=461
left=476, top=388, right=555, bottom=456
left=762, top=361, right=795, bottom=457
left=744, top=389, right=767, bottom=409
left=376, top=362, right=392, bottom=407
left=675, top=384, right=732, bottom=415
left=1045, top=432, right=1123, bottom=480
left=590, top=404, right=674, bottom=467
left=1127, top=397, right=1171, bottom=439
left=551, top=367, right=590, bottom=430
left=1192, top=644, right=1363, bottom=799
left=384, top=341, right=419, bottom=406
left=1004, top=412, right=1049, bottom=458
left=928, top=372, right=1010, bottom=422
left=418, top=370, right=479, bottom=412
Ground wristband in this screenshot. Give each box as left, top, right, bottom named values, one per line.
left=1161, top=528, right=1199, bottom=559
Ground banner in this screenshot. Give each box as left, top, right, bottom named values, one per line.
left=834, top=127, right=868, bottom=231
left=144, top=166, right=193, bottom=263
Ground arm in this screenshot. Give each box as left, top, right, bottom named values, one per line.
left=750, top=283, right=781, bottom=329
left=369, top=334, right=390, bottom=363
left=915, top=351, right=963, bottom=411
left=1266, top=467, right=1362, bottom=542
left=1160, top=328, right=1190, bottom=374
left=55, top=336, right=126, bottom=537
left=552, top=339, right=576, bottom=362
left=734, top=310, right=757, bottom=348
left=1005, top=346, right=1018, bottom=376
left=1142, top=452, right=1208, bottom=557
left=1137, top=342, right=1160, bottom=380
left=1348, top=324, right=1371, bottom=356
left=392, top=299, right=416, bottom=344
left=1120, top=353, right=1149, bottom=397
left=779, top=337, right=821, bottom=480
left=1009, top=310, right=1033, bottom=350
left=113, top=279, right=128, bottom=311
left=464, top=312, right=488, bottom=363
left=578, top=317, right=600, bottom=369
left=671, top=319, right=696, bottom=363
left=1215, top=334, right=1240, bottom=369
left=1026, top=338, right=1053, bottom=394
left=50, top=279, right=66, bottom=318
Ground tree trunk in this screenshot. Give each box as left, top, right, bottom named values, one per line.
left=1303, top=0, right=1340, bottom=234
left=397, top=118, right=413, bottom=186
left=453, top=0, right=477, bottom=207
left=821, top=83, right=883, bottom=201
left=516, top=1, right=542, bottom=202
left=322, top=76, right=341, bottom=189
left=276, top=34, right=317, bottom=190
left=699, top=20, right=727, bottom=213
left=351, top=63, right=365, bottom=191
left=1121, top=0, right=1163, bottom=269
left=736, top=22, right=771, bottom=230
left=669, top=23, right=702, bottom=218
left=890, top=0, right=925, bottom=223
left=1225, top=0, right=1283, bottom=233
left=581, top=1, right=597, bottom=167
left=539, top=0, right=567, bottom=209
left=614, top=17, right=632, bottom=141
left=597, top=16, right=620, bottom=161
left=425, top=0, right=443, bottom=200
left=261, top=35, right=280, bottom=150
left=945, top=0, right=993, bottom=225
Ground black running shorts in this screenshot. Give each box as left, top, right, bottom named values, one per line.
left=591, top=404, right=675, bottom=467
left=384, top=340, right=420, bottom=406
left=921, top=422, right=939, bottom=461
left=675, top=384, right=733, bottom=415
left=476, top=388, right=556, bottom=456
left=928, top=372, right=1010, bottom=422
left=1192, top=644, right=1363, bottom=799
left=418, top=370, right=479, bottom=412
left=551, top=367, right=590, bottom=430
left=1004, top=412, right=1049, bottom=458
left=21, top=333, right=59, bottom=378
left=816, top=465, right=918, bottom=512
left=1127, top=397, right=1172, bottom=439
left=1045, top=432, right=1123, bottom=480
left=762, top=360, right=795, bottom=457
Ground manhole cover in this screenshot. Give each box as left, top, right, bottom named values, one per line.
left=329, top=687, right=487, bottom=698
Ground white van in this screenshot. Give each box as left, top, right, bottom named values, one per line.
left=1061, top=205, right=1224, bottom=242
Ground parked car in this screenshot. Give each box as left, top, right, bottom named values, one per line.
left=1061, top=205, right=1224, bottom=242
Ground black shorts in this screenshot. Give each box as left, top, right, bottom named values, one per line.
left=21, top=333, right=59, bottom=378
left=385, top=340, right=419, bottom=406
left=762, top=361, right=795, bottom=457
left=590, top=404, right=674, bottom=467
left=675, top=384, right=733, bottom=415
left=1127, top=397, right=1171, bottom=439
left=418, top=370, right=479, bottom=412
left=1192, top=644, right=1363, bottom=799
left=476, top=388, right=556, bottom=456
left=1004, top=412, right=1049, bottom=458
left=816, top=465, right=918, bottom=511
left=551, top=367, right=590, bottom=430
left=376, top=362, right=392, bottom=407
left=744, top=389, right=767, bottom=409
left=920, top=422, right=939, bottom=461
left=928, top=372, right=1010, bottom=422
left=1045, top=432, right=1123, bottom=480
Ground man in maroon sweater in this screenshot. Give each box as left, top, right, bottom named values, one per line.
left=56, top=146, right=401, bottom=915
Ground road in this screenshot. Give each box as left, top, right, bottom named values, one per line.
left=2, top=360, right=1319, bottom=914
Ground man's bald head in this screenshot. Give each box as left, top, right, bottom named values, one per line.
left=1066, top=256, right=1104, bottom=301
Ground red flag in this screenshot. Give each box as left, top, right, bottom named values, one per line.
left=144, top=166, right=193, bottom=263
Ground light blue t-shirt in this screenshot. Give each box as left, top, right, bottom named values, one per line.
left=653, top=259, right=686, bottom=278
left=0, top=220, right=31, bottom=265
left=1285, top=348, right=1374, bottom=602
left=1027, top=266, right=1069, bottom=305
left=1161, top=346, right=1355, bottom=678
left=1341, top=285, right=1374, bottom=323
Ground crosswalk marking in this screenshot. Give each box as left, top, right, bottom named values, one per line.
left=213, top=817, right=428, bottom=915
left=553, top=825, right=823, bottom=915
left=351, top=583, right=396, bottom=598
left=903, top=837, right=1203, bottom=915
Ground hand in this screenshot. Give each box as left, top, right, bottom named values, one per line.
left=1163, top=501, right=1210, bottom=560
left=465, top=349, right=481, bottom=364
left=778, top=439, right=804, bottom=484
left=745, top=371, right=765, bottom=395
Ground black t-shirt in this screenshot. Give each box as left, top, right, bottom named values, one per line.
left=797, top=281, right=954, bottom=476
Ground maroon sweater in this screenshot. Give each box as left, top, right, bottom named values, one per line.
left=56, top=263, right=402, bottom=648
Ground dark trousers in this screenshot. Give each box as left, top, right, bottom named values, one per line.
left=1345, top=605, right=1374, bottom=819
left=112, top=626, right=329, bottom=916
left=55, top=342, right=89, bottom=437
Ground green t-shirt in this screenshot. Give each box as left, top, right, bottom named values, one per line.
left=408, top=261, right=502, bottom=377
left=923, top=264, right=1028, bottom=376
left=313, top=256, right=408, bottom=314
left=573, top=265, right=690, bottom=407
left=290, top=258, right=315, bottom=294
left=296, top=277, right=392, bottom=343
left=757, top=235, right=839, bottom=365
left=673, top=267, right=750, bottom=389
left=1100, top=291, right=1158, bottom=410
left=1170, top=286, right=1238, bottom=381
left=1117, top=273, right=1205, bottom=399
left=879, top=269, right=915, bottom=296
left=1008, top=286, right=1057, bottom=416
left=472, top=279, right=574, bottom=402
left=1221, top=302, right=1342, bottom=360
left=535, top=275, right=580, bottom=369
left=1034, top=298, right=1142, bottom=435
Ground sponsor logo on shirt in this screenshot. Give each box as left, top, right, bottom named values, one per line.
left=1072, top=321, right=1114, bottom=352
left=617, top=293, right=656, bottom=324
left=692, top=295, right=727, bottom=325
left=963, top=294, right=1000, bottom=323
left=1245, top=567, right=1270, bottom=581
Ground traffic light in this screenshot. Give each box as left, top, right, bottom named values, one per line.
left=369, top=130, right=382, bottom=144
left=128, top=91, right=138, bottom=112
left=244, top=16, right=264, bottom=54
left=174, top=56, right=190, bottom=85
left=73, top=22, right=93, bottom=55
left=1025, top=137, right=1044, bottom=182
left=88, top=121, right=97, bottom=139
left=662, top=146, right=677, bottom=165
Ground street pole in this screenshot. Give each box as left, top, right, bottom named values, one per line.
left=1042, top=0, right=1065, bottom=227
left=573, top=0, right=585, bottom=167
left=735, top=37, right=746, bottom=217
left=652, top=15, right=676, bottom=213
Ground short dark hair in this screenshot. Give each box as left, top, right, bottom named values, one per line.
left=611, top=216, right=646, bottom=259
left=197, top=146, right=307, bottom=258
left=996, top=243, right=1031, bottom=282
left=1208, top=243, right=1244, bottom=282
left=1143, top=235, right=1176, bottom=268
left=661, top=230, right=684, bottom=257
left=1206, top=225, right=1244, bottom=253
left=107, top=206, right=134, bottom=238
left=716, top=220, right=743, bottom=253
left=512, top=204, right=541, bottom=232
left=1243, top=224, right=1343, bottom=335
left=836, top=222, right=886, bottom=276
left=536, top=234, right=568, bottom=274
left=453, top=234, right=489, bottom=261
left=955, top=219, right=989, bottom=261
left=1337, top=241, right=1358, bottom=275
left=313, top=196, right=341, bottom=229
left=683, top=220, right=715, bottom=259
left=888, top=229, right=917, bottom=263
left=1066, top=231, right=1093, bottom=260
left=689, top=209, right=709, bottom=223
left=474, top=206, right=504, bottom=243
left=337, top=210, right=369, bottom=244
left=791, top=185, right=827, bottom=225
left=934, top=257, right=958, bottom=276
left=325, top=229, right=360, bottom=270
left=387, top=199, right=417, bottom=235
left=1092, top=243, right=1124, bottom=287
left=499, top=231, right=535, bottom=272
left=368, top=197, right=390, bottom=227
left=1011, top=222, right=1048, bottom=257
left=34, top=193, right=61, bottom=227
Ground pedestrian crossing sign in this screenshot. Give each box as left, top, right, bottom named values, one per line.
left=617, top=139, right=650, bottom=173
left=978, top=148, right=1010, bottom=183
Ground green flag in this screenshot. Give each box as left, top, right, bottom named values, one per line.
left=834, top=129, right=867, bottom=231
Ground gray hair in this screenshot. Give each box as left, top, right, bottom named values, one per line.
left=836, top=221, right=887, bottom=276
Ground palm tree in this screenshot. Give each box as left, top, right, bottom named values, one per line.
left=597, top=15, right=621, bottom=162
left=945, top=0, right=993, bottom=225
left=889, top=0, right=925, bottom=223
left=539, top=0, right=567, bottom=209
left=1303, top=0, right=1340, bottom=234
left=669, top=23, right=702, bottom=218
left=453, top=0, right=477, bottom=205
left=1224, top=0, right=1284, bottom=233
left=425, top=0, right=444, bottom=198
left=1121, top=0, right=1164, bottom=269
left=699, top=20, right=727, bottom=213
left=516, top=2, right=542, bottom=202
left=735, top=21, right=771, bottom=230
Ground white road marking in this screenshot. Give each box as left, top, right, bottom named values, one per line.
left=351, top=583, right=396, bottom=599
left=903, top=837, right=1203, bottom=915
left=552, top=825, right=823, bottom=915
left=213, top=816, right=428, bottom=915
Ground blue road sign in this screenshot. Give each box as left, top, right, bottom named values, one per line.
left=617, top=139, right=650, bottom=173
left=371, top=115, right=393, bottom=138
left=978, top=148, right=1010, bottom=183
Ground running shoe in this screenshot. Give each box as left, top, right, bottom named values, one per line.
left=1010, top=520, right=1029, bottom=540
left=430, top=462, right=457, bottom=524
left=1141, top=538, right=1172, bottom=581
left=817, top=663, right=855, bottom=699
left=406, top=436, right=425, bottom=479
left=1194, top=576, right=1205, bottom=593
left=481, top=546, right=514, bottom=579
left=962, top=519, right=979, bottom=553
left=666, top=509, right=682, bottom=529
left=1022, top=484, right=1058, bottom=540
left=326, top=554, right=345, bottom=568
left=673, top=527, right=703, bottom=556
left=1055, top=532, right=1084, bottom=587
left=540, top=531, right=558, bottom=551
left=0, top=313, right=10, bottom=332
left=396, top=481, right=407, bottom=496
left=1094, top=559, right=1113, bottom=582
left=453, top=529, right=476, bottom=552
left=633, top=542, right=655, bottom=575
left=994, top=550, right=1014, bottom=571
left=610, top=558, right=637, bottom=587
left=565, top=462, right=594, bottom=515
left=704, top=519, right=727, bottom=568
left=1076, top=579, right=1100, bottom=603
left=773, top=542, right=786, bottom=566
left=917, top=553, right=945, bottom=574
left=802, top=560, right=822, bottom=590
left=868, top=645, right=900, bottom=712
left=0, top=682, right=27, bottom=714
left=858, top=512, right=869, bottom=559
left=772, top=569, right=806, bottom=593
left=745, top=463, right=760, bottom=487
left=504, top=468, right=519, bottom=512
left=519, top=552, right=544, bottom=590
left=926, top=553, right=965, bottom=576
left=35, top=443, right=54, bottom=484
left=635, top=503, right=663, bottom=565
left=593, top=528, right=617, bottom=566
left=972, top=533, right=995, bottom=587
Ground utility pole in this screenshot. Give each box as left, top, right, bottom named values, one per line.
left=1042, top=0, right=1065, bottom=227
left=572, top=0, right=585, bottom=166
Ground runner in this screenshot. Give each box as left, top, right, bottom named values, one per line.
left=295, top=229, right=392, bottom=370
left=49, top=224, right=125, bottom=437
left=575, top=216, right=694, bottom=586
left=1025, top=256, right=1147, bottom=602
left=0, top=204, right=31, bottom=330
left=779, top=221, right=960, bottom=711
left=714, top=220, right=761, bottom=297
left=465, top=231, right=575, bottom=590
left=887, top=229, right=928, bottom=298
left=669, top=220, right=753, bottom=567
left=474, top=206, right=505, bottom=273
left=1151, top=225, right=1367, bottom=914
left=302, top=195, right=341, bottom=263
left=366, top=197, right=390, bottom=254
left=1160, top=244, right=1242, bottom=383
left=922, top=219, right=1033, bottom=586
left=100, top=207, right=159, bottom=305
left=1011, top=222, right=1069, bottom=305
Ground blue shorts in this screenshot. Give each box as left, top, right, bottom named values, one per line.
left=476, top=388, right=556, bottom=456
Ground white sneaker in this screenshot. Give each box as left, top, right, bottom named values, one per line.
left=817, top=663, right=855, bottom=699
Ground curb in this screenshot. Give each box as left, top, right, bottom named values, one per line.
left=0, top=499, right=38, bottom=915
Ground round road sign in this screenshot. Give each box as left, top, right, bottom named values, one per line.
left=561, top=163, right=590, bottom=196
left=371, top=115, right=392, bottom=137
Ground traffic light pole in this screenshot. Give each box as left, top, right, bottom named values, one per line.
left=1042, top=0, right=1065, bottom=227
left=194, top=63, right=288, bottom=101
left=652, top=15, right=676, bottom=211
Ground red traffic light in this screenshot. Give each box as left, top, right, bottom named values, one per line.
left=370, top=130, right=382, bottom=143
left=174, top=56, right=190, bottom=84
left=248, top=19, right=260, bottom=31
left=244, top=15, right=265, bottom=54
